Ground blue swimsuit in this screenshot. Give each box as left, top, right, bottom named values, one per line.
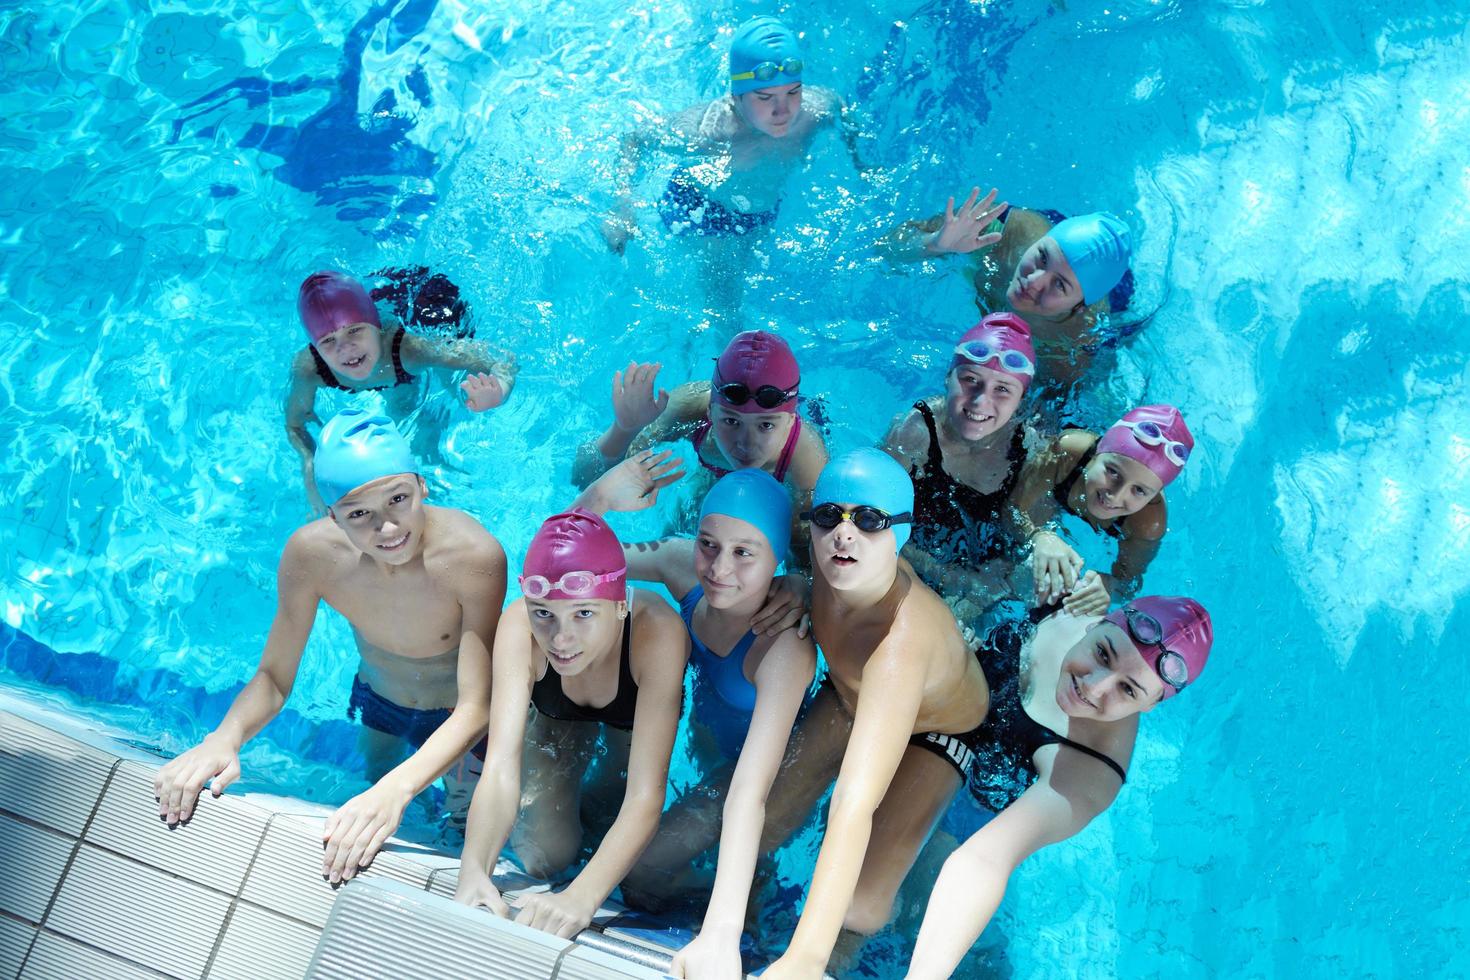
left=678, top=586, right=759, bottom=759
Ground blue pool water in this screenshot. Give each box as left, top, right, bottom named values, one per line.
left=2, top=1, right=1468, bottom=976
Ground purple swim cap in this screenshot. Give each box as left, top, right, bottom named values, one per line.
left=298, top=271, right=381, bottom=344
left=1104, top=595, right=1213, bottom=700
left=521, top=508, right=627, bottom=602
left=1096, top=404, right=1194, bottom=488
left=953, top=312, right=1037, bottom=388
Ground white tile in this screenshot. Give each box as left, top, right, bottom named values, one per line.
left=0, top=914, right=37, bottom=978
left=238, top=815, right=433, bottom=929
left=557, top=942, right=676, bottom=980
left=0, top=815, right=74, bottom=922
left=46, top=845, right=230, bottom=979
left=20, top=931, right=164, bottom=980
left=206, top=903, right=319, bottom=980
left=306, top=879, right=567, bottom=980
left=0, top=711, right=116, bottom=836
left=86, top=761, right=270, bottom=895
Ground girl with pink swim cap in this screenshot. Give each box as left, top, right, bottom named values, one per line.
left=453, top=507, right=690, bottom=941
left=572, top=330, right=829, bottom=526
left=904, top=594, right=1216, bottom=977
left=286, top=270, right=519, bottom=512
left=1012, top=404, right=1195, bottom=615
left=881, top=313, right=1037, bottom=619
left=882, top=191, right=1134, bottom=399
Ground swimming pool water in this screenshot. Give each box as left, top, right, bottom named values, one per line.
left=2, top=1, right=1468, bottom=976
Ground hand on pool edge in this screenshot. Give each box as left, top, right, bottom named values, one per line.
left=515, top=887, right=597, bottom=940
left=153, top=734, right=241, bottom=826
left=452, top=866, right=510, bottom=918
left=671, top=924, right=745, bottom=980
left=321, top=782, right=409, bottom=884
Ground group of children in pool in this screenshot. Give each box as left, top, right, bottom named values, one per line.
left=152, top=16, right=1216, bottom=979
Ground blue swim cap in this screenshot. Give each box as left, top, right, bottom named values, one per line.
left=813, top=449, right=914, bottom=552
left=314, top=409, right=417, bottom=508
left=700, top=469, right=792, bottom=561
left=729, top=16, right=802, bottom=96
left=1048, top=212, right=1133, bottom=305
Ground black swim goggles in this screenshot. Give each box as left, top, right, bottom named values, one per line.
left=801, top=503, right=912, bottom=533
left=730, top=58, right=803, bottom=84
left=712, top=367, right=799, bottom=410
left=1121, top=605, right=1189, bottom=692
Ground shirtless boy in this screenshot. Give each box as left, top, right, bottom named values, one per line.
left=756, top=449, right=990, bottom=978
left=154, top=408, right=506, bottom=883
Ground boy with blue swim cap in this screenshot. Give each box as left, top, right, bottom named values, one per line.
left=757, top=448, right=992, bottom=976
left=154, top=408, right=508, bottom=885
left=571, top=456, right=816, bottom=977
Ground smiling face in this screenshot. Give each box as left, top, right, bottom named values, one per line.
left=313, top=322, right=382, bottom=380
left=526, top=597, right=628, bottom=677
left=1055, top=621, right=1166, bottom=721
left=944, top=363, right=1024, bottom=441
left=1007, top=235, right=1084, bottom=319
left=330, top=474, right=427, bottom=566
left=709, top=402, right=795, bottom=471
left=809, top=501, right=898, bottom=592
left=695, top=514, right=778, bottom=608
left=1080, top=451, right=1164, bottom=521
left=737, top=82, right=802, bottom=137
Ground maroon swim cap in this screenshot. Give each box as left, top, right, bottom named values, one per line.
left=1096, top=404, right=1194, bottom=488
left=952, top=312, right=1037, bottom=388
left=298, top=271, right=381, bottom=344
left=1104, top=595, right=1213, bottom=701
left=712, top=330, right=801, bottom=415
left=520, top=508, right=627, bottom=602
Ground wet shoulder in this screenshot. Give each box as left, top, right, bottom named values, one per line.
left=283, top=518, right=358, bottom=575
left=883, top=399, right=935, bottom=469
left=420, top=506, right=506, bottom=572
left=1122, top=494, right=1168, bottom=541
left=629, top=588, right=690, bottom=681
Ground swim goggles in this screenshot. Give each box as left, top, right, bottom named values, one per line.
left=1121, top=605, right=1189, bottom=692
left=518, top=568, right=625, bottom=600
left=1115, top=419, right=1190, bottom=467
left=953, top=340, right=1035, bottom=378
left=712, top=367, right=799, bottom=410
left=730, top=58, right=803, bottom=84
left=801, top=503, right=913, bottom=533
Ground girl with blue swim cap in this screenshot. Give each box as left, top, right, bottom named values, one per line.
left=882, top=190, right=1135, bottom=401
left=574, top=456, right=816, bottom=979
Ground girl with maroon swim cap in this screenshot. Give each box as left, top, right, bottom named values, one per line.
left=453, top=508, right=690, bottom=941
left=906, top=595, right=1215, bottom=978
left=572, top=330, right=829, bottom=524
left=286, top=270, right=518, bottom=511
left=1011, top=404, right=1195, bottom=615
left=881, top=313, right=1037, bottom=619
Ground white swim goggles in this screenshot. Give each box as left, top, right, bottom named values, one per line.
left=519, top=568, right=625, bottom=599
left=953, top=339, right=1035, bottom=378
left=1115, top=418, right=1191, bottom=467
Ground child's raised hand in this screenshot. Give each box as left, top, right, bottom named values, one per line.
left=582, top=449, right=686, bottom=514
left=611, top=361, right=668, bottom=434
left=930, top=186, right=1009, bottom=255
left=461, top=372, right=505, bottom=411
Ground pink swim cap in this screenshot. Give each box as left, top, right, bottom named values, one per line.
left=298, top=271, right=381, bottom=344
left=1095, top=404, right=1193, bottom=487
left=1104, top=595, right=1213, bottom=700
left=520, top=508, right=627, bottom=602
left=712, top=330, right=801, bottom=415
left=952, top=312, right=1037, bottom=388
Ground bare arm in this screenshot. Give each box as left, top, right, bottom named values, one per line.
left=1106, top=502, right=1166, bottom=600
left=154, top=531, right=322, bottom=822
left=875, top=187, right=1008, bottom=265
left=454, top=600, right=538, bottom=916
left=400, top=333, right=518, bottom=409
left=905, top=748, right=1126, bottom=979
left=621, top=536, right=700, bottom=600
left=283, top=351, right=325, bottom=510
left=321, top=534, right=509, bottom=881
left=571, top=374, right=703, bottom=488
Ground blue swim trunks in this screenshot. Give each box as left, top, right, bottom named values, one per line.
left=347, top=676, right=486, bottom=758
left=658, top=168, right=778, bottom=237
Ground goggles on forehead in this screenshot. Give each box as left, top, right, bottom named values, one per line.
left=519, top=568, right=625, bottom=600
left=730, top=58, right=803, bottom=84
left=712, top=366, right=798, bottom=410
left=801, top=503, right=912, bottom=533
left=953, top=340, right=1035, bottom=378
left=1117, top=419, right=1190, bottom=468
left=1122, top=605, right=1189, bottom=691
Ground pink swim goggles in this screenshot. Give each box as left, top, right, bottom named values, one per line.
left=519, top=568, right=626, bottom=600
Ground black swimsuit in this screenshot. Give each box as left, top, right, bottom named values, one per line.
left=908, top=401, right=1029, bottom=567
left=530, top=614, right=639, bottom=731
left=309, top=326, right=416, bottom=392
left=1052, top=441, right=1124, bottom=540
left=969, top=605, right=1126, bottom=811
